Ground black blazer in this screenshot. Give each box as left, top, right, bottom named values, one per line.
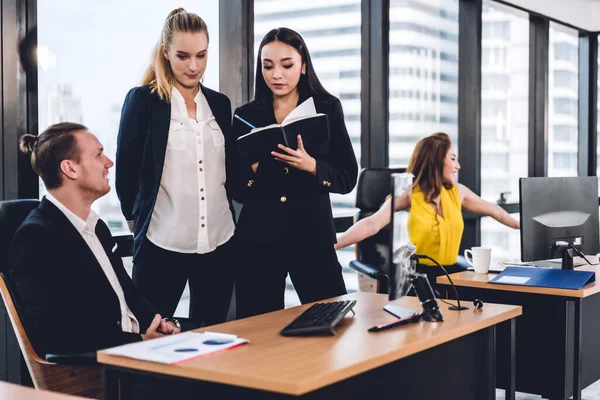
left=230, top=94, right=358, bottom=246
left=115, top=85, right=236, bottom=260
left=6, top=198, right=156, bottom=357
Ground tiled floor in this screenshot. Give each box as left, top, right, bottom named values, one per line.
left=496, top=377, right=600, bottom=399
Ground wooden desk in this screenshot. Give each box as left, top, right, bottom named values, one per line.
left=438, top=265, right=600, bottom=400
left=0, top=381, right=88, bottom=399
left=98, top=292, right=521, bottom=400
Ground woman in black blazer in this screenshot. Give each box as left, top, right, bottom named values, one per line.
left=115, top=9, right=236, bottom=326
left=230, top=28, right=358, bottom=318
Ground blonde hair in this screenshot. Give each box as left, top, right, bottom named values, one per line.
left=142, top=8, right=209, bottom=102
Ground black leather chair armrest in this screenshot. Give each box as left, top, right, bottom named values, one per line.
left=349, top=260, right=382, bottom=279
left=45, top=352, right=97, bottom=365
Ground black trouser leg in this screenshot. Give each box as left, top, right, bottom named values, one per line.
left=186, top=239, right=235, bottom=326
left=290, top=245, right=347, bottom=304
left=235, top=244, right=287, bottom=319
left=133, top=239, right=187, bottom=317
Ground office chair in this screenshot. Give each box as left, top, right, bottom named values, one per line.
left=0, top=200, right=39, bottom=273
left=0, top=199, right=101, bottom=399
left=348, top=168, right=406, bottom=294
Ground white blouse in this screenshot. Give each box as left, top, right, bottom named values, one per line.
left=147, top=87, right=235, bottom=254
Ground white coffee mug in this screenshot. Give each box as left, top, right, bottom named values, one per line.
left=464, top=247, right=492, bottom=274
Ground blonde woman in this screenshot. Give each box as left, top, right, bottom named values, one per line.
left=116, top=8, right=236, bottom=326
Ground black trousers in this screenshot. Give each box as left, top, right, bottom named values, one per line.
left=235, top=241, right=347, bottom=319
left=133, top=237, right=235, bottom=327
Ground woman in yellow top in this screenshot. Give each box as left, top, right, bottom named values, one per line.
left=335, top=132, right=519, bottom=277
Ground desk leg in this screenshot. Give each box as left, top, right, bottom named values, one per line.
left=504, top=318, right=516, bottom=400
left=102, top=367, right=119, bottom=400
left=573, top=299, right=583, bottom=400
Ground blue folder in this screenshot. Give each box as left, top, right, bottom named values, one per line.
left=488, top=266, right=595, bottom=290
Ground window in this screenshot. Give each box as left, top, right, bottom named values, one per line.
left=597, top=37, right=600, bottom=177
left=254, top=0, right=362, bottom=303
left=388, top=0, right=459, bottom=167
left=554, top=97, right=577, bottom=117
left=482, top=21, right=510, bottom=41
left=548, top=22, right=578, bottom=177
left=553, top=70, right=577, bottom=91
left=553, top=42, right=578, bottom=63
left=481, top=214, right=521, bottom=264
left=37, top=1, right=220, bottom=236
left=481, top=2, right=528, bottom=204
left=553, top=152, right=577, bottom=170
left=553, top=125, right=577, bottom=142
left=482, top=46, right=508, bottom=67
left=480, top=3, right=527, bottom=264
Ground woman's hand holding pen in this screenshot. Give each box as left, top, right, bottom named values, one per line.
left=272, top=135, right=317, bottom=175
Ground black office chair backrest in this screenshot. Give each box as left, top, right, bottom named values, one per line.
left=354, top=168, right=407, bottom=278
left=0, top=199, right=40, bottom=273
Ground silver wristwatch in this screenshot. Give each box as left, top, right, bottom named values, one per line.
left=162, top=317, right=181, bottom=330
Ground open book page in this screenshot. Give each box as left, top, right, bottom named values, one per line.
left=240, top=97, right=318, bottom=137
left=281, top=97, right=317, bottom=125
left=104, top=331, right=249, bottom=365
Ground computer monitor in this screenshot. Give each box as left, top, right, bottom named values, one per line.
left=520, top=177, right=600, bottom=270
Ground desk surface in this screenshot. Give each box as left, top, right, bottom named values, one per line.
left=98, top=292, right=521, bottom=396
left=437, top=264, right=600, bottom=298
left=0, top=382, right=87, bottom=399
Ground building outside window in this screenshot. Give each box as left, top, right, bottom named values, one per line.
left=548, top=22, right=579, bottom=178
left=388, top=0, right=459, bottom=168
left=480, top=2, right=528, bottom=263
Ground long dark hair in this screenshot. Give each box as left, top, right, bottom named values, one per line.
left=407, top=132, right=453, bottom=205
left=254, top=27, right=331, bottom=101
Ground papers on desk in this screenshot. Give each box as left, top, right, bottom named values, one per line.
left=105, top=331, right=249, bottom=365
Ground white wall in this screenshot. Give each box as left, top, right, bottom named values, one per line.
left=502, top=0, right=600, bottom=31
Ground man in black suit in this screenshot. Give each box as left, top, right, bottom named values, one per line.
left=7, top=122, right=180, bottom=358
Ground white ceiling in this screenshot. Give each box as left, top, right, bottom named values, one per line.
left=504, top=0, right=600, bottom=31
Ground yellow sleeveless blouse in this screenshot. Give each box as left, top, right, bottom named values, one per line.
left=408, top=184, right=464, bottom=266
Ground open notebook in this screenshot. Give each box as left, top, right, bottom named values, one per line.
left=236, top=97, right=330, bottom=164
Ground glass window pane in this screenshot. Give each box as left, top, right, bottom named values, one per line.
left=37, top=1, right=220, bottom=236
left=481, top=214, right=521, bottom=265
left=254, top=1, right=362, bottom=300
left=548, top=22, right=579, bottom=177
left=388, top=0, right=459, bottom=167
left=480, top=2, right=528, bottom=206
left=597, top=36, right=600, bottom=178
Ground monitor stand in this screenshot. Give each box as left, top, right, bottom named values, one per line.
left=561, top=247, right=574, bottom=270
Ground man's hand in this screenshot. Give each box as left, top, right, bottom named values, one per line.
left=271, top=135, right=317, bottom=175
left=141, top=314, right=166, bottom=341
left=158, top=319, right=180, bottom=335
left=251, top=162, right=259, bottom=173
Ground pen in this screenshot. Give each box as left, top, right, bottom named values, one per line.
left=368, top=314, right=421, bottom=332
left=234, top=114, right=256, bottom=129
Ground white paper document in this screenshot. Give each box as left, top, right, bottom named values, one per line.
left=495, top=276, right=531, bottom=285
left=105, top=331, right=249, bottom=365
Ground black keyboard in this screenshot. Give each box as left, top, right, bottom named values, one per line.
left=280, top=300, right=357, bottom=336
